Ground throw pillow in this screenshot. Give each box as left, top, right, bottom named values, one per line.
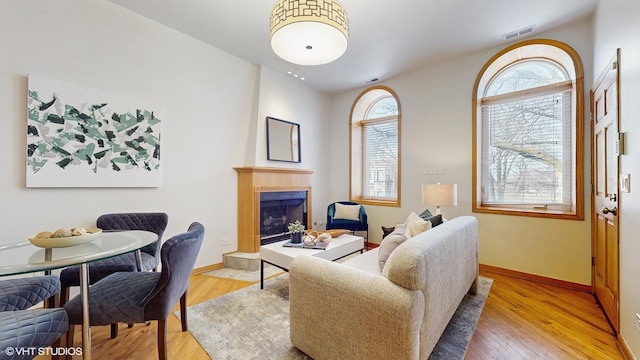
left=404, top=212, right=432, bottom=237
left=422, top=213, right=444, bottom=227
left=333, top=203, right=361, bottom=221
left=381, top=225, right=396, bottom=239
left=378, top=224, right=408, bottom=270
left=418, top=208, right=433, bottom=220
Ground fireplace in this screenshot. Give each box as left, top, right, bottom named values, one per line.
left=234, top=166, right=313, bottom=252
left=260, top=191, right=308, bottom=245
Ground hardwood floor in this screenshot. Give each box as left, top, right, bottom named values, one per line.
left=468, top=271, right=622, bottom=359
left=58, top=269, right=623, bottom=359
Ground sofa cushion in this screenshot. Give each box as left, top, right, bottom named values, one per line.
left=334, top=203, right=361, bottom=221
left=378, top=224, right=408, bottom=270
left=404, top=212, right=431, bottom=237
left=342, top=248, right=382, bottom=275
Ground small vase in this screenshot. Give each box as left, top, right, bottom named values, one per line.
left=291, top=232, right=302, bottom=244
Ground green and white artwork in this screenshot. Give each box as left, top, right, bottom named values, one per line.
left=26, top=74, right=161, bottom=187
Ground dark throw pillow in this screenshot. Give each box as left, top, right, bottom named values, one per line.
left=422, top=213, right=443, bottom=227
left=418, top=208, right=433, bottom=220
left=381, top=225, right=396, bottom=239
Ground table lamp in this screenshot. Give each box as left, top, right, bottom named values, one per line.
left=422, top=183, right=457, bottom=216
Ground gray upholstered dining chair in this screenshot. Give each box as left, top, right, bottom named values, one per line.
left=59, top=212, right=168, bottom=337
left=64, top=222, right=204, bottom=360
left=0, top=275, right=68, bottom=360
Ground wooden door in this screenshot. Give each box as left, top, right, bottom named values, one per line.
left=591, top=49, right=620, bottom=333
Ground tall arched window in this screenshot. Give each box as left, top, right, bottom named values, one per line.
left=350, top=86, right=401, bottom=206
left=473, top=40, right=584, bottom=219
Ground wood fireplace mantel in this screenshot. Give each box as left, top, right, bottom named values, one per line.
left=234, top=166, right=313, bottom=253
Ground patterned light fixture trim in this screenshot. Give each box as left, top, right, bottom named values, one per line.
left=270, top=0, right=349, bottom=66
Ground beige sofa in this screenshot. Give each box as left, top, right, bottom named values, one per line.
left=289, top=215, right=479, bottom=360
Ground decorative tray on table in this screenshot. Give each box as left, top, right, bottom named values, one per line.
left=28, top=228, right=103, bottom=248
left=282, top=240, right=330, bottom=250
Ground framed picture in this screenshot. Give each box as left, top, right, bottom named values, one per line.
left=26, top=74, right=161, bottom=187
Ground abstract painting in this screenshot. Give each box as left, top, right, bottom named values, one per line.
left=26, top=74, right=161, bottom=187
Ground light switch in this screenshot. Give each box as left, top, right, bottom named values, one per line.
left=621, top=173, right=630, bottom=193
left=423, top=168, right=433, bottom=175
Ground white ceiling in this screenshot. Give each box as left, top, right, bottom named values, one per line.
left=108, top=0, right=598, bottom=94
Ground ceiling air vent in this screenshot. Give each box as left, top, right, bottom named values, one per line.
left=502, top=25, right=536, bottom=41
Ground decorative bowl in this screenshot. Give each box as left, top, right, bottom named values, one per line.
left=28, top=228, right=102, bottom=248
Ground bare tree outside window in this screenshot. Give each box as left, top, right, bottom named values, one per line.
left=473, top=40, right=584, bottom=219
left=481, top=60, right=572, bottom=206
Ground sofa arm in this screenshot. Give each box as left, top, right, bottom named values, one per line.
left=290, top=255, right=424, bottom=360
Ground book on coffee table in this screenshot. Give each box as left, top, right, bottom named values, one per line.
left=282, top=240, right=329, bottom=250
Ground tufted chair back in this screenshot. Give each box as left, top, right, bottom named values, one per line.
left=97, top=212, right=169, bottom=267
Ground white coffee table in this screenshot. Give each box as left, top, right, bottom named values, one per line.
left=259, top=234, right=364, bottom=289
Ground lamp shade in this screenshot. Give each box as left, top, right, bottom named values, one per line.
left=422, top=184, right=458, bottom=207
left=270, top=0, right=349, bottom=66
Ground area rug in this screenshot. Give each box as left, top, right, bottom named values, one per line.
left=180, top=275, right=493, bottom=360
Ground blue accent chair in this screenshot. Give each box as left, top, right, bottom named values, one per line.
left=326, top=201, right=369, bottom=248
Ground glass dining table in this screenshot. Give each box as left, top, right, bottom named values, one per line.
left=0, top=230, right=158, bottom=360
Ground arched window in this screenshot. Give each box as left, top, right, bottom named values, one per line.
left=350, top=86, right=401, bottom=206
left=473, top=40, right=584, bottom=219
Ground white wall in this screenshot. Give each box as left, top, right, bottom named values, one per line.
left=329, top=17, right=594, bottom=285
left=254, top=67, right=333, bottom=226
left=0, top=1, right=328, bottom=269
left=593, top=0, right=640, bottom=356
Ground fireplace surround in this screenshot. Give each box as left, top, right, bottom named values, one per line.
left=234, top=166, right=313, bottom=252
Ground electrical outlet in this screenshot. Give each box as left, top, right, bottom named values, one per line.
left=221, top=237, right=231, bottom=246
left=433, top=168, right=444, bottom=175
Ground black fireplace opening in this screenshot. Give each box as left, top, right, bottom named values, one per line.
left=260, top=191, right=308, bottom=245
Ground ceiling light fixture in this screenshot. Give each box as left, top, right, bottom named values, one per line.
left=270, top=0, right=349, bottom=66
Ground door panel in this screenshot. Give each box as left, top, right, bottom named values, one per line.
left=591, top=50, right=620, bottom=333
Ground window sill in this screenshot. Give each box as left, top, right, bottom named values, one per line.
left=472, top=205, right=583, bottom=220
left=351, top=198, right=401, bottom=207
